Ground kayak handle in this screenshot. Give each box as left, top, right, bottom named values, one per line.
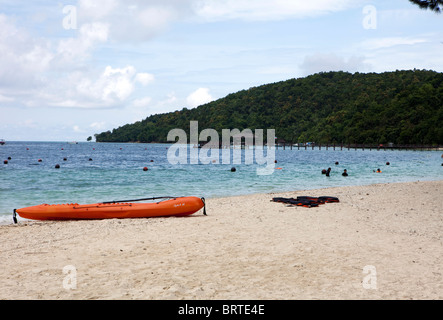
left=13, top=209, right=17, bottom=224
left=201, top=197, right=207, bottom=215
left=102, top=196, right=176, bottom=204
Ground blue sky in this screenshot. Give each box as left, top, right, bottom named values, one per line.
left=0, top=0, right=442, bottom=141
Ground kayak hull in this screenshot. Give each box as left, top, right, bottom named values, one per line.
left=15, top=197, right=205, bottom=221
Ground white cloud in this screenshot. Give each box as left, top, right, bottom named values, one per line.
left=19, top=119, right=38, bottom=129
left=69, top=65, right=138, bottom=107
left=75, top=0, right=359, bottom=40
left=0, top=12, right=156, bottom=111
left=132, top=97, right=152, bottom=108
left=137, top=6, right=177, bottom=31
left=113, top=6, right=180, bottom=41
left=79, top=22, right=109, bottom=43
left=76, top=0, right=194, bottom=42
left=90, top=121, right=106, bottom=130
left=1, top=0, right=364, bottom=113
left=101, top=65, right=136, bottom=101
left=193, top=0, right=361, bottom=21
left=0, top=94, right=14, bottom=102
left=0, top=14, right=53, bottom=88
left=135, top=73, right=155, bottom=86
left=78, top=0, right=119, bottom=21
left=361, top=37, right=428, bottom=50
left=43, top=65, right=154, bottom=109
left=56, top=22, right=109, bottom=65
left=129, top=96, right=153, bottom=121
left=186, top=87, right=213, bottom=108
left=299, top=53, right=370, bottom=75
left=147, top=92, right=180, bottom=115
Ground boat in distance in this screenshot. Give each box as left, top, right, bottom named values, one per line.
left=13, top=196, right=206, bottom=222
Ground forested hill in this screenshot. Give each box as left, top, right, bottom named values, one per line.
left=95, top=70, right=443, bottom=145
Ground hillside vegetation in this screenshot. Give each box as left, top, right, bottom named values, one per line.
left=95, top=70, right=443, bottom=145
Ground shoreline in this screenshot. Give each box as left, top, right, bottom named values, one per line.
left=1, top=179, right=440, bottom=228
left=1, top=180, right=442, bottom=299
left=4, top=140, right=443, bottom=150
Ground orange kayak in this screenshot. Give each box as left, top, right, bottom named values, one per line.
left=14, top=196, right=206, bottom=222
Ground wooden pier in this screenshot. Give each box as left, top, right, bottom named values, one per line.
left=275, top=142, right=443, bottom=151
left=198, top=139, right=442, bottom=151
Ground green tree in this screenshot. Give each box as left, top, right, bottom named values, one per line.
left=409, top=0, right=443, bottom=13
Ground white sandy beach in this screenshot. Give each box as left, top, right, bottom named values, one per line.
left=0, top=180, right=442, bottom=300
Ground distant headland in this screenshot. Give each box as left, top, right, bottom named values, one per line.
left=94, top=70, right=443, bottom=146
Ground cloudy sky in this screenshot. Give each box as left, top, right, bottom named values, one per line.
left=0, top=0, right=442, bottom=141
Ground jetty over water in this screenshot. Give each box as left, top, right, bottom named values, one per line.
left=197, top=138, right=443, bottom=151
left=275, top=142, right=443, bottom=151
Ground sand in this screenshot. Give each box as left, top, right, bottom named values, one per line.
left=0, top=180, right=442, bottom=300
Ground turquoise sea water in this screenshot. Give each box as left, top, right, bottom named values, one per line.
left=1, top=141, right=442, bottom=224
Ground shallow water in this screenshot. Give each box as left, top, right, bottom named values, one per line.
left=1, top=141, right=442, bottom=224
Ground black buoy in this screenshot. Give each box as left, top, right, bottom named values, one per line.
left=335, top=161, right=339, bottom=165
left=386, top=162, right=390, bottom=165
left=231, top=167, right=236, bottom=172
left=63, top=157, right=67, bottom=161
left=55, top=164, right=60, bottom=169
left=7, top=157, right=11, bottom=160
left=88, top=158, right=93, bottom=161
